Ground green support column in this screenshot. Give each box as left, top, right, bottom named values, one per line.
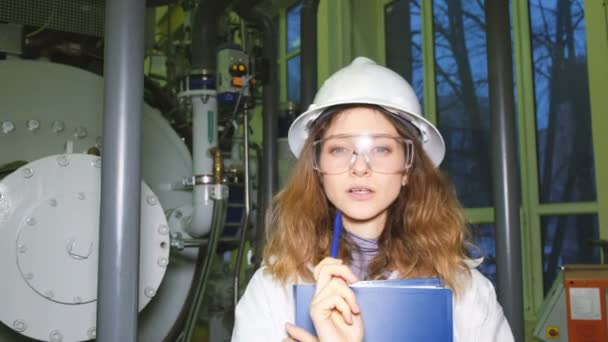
left=585, top=0, right=608, bottom=238
left=512, top=0, right=544, bottom=320
left=421, top=0, right=437, bottom=125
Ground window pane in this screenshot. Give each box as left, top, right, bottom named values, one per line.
left=541, top=214, right=600, bottom=294
left=433, top=0, right=492, bottom=207
left=287, top=55, right=301, bottom=104
left=287, top=2, right=302, bottom=53
left=469, top=223, right=497, bottom=288
left=530, top=0, right=596, bottom=203
left=384, top=0, right=424, bottom=105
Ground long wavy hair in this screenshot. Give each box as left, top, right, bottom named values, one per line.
left=264, top=104, right=474, bottom=294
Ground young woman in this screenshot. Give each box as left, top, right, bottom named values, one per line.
left=232, top=57, right=514, bottom=342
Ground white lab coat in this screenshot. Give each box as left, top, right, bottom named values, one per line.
left=232, top=261, right=514, bottom=342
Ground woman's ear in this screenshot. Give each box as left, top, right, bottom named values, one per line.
left=401, top=174, right=408, bottom=186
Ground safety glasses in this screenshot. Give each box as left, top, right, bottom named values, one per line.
left=312, top=134, right=414, bottom=175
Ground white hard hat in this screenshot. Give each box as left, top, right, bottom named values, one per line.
left=287, top=56, right=445, bottom=166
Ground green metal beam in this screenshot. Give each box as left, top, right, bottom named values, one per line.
left=536, top=202, right=598, bottom=215
left=464, top=207, right=495, bottom=224
left=278, top=7, right=287, bottom=103
left=512, top=0, right=544, bottom=319
left=585, top=0, right=608, bottom=240
left=421, top=0, right=437, bottom=125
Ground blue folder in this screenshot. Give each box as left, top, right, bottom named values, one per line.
left=294, top=277, right=453, bottom=341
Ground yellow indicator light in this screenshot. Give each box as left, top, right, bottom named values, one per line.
left=545, top=326, right=559, bottom=339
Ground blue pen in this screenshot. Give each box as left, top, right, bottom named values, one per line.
left=330, top=211, right=343, bottom=258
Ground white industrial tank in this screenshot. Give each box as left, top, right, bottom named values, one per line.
left=0, top=60, right=202, bottom=341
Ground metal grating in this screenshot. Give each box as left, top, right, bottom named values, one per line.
left=0, top=0, right=105, bottom=37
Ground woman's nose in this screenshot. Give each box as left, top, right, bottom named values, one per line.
left=349, top=153, right=371, bottom=176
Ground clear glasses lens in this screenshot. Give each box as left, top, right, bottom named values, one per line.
left=313, top=135, right=414, bottom=174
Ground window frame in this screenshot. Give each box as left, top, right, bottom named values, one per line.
left=277, top=0, right=303, bottom=105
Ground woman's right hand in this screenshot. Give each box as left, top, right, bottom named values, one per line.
left=309, top=257, right=363, bottom=342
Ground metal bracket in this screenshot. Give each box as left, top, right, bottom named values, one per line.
left=209, top=184, right=229, bottom=200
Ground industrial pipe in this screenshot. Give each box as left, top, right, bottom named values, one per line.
left=97, top=0, right=146, bottom=340
left=300, top=0, right=320, bottom=110
left=485, top=0, right=524, bottom=340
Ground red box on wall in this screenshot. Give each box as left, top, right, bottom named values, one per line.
left=564, top=265, right=608, bottom=342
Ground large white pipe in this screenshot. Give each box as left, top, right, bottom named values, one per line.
left=188, top=90, right=218, bottom=237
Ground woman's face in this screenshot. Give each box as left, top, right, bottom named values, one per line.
left=318, top=107, right=408, bottom=237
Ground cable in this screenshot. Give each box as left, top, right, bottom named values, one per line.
left=26, top=7, right=56, bottom=38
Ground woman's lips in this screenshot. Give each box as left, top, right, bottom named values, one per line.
left=347, top=187, right=374, bottom=200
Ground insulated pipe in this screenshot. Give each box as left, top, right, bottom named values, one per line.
left=188, top=89, right=218, bottom=237
left=191, top=0, right=228, bottom=71
left=233, top=0, right=265, bottom=22
left=485, top=1, right=524, bottom=340
left=258, top=14, right=278, bottom=265
left=300, top=0, right=320, bottom=110
left=249, top=9, right=278, bottom=266
left=97, top=0, right=145, bottom=340
left=188, top=0, right=230, bottom=237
